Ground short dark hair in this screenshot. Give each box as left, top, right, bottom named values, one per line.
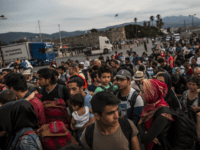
left=152, top=61, right=157, bottom=66
left=139, top=65, right=145, bottom=71
left=171, top=73, right=180, bottom=82
left=188, top=76, right=200, bottom=86
left=125, top=57, right=130, bottom=61
left=98, top=65, right=112, bottom=78
left=65, top=62, right=70, bottom=65
left=133, top=52, right=136, bottom=55
left=195, top=49, right=199, bottom=54
left=92, top=65, right=99, bottom=72
left=158, top=58, right=164, bottom=63
left=91, top=91, right=121, bottom=116
left=70, top=93, right=84, bottom=107
left=58, top=66, right=66, bottom=72
left=2, top=69, right=12, bottom=74
left=192, top=57, right=197, bottom=61
left=4, top=73, right=27, bottom=92
left=175, top=60, right=181, bottom=67
left=113, top=60, right=119, bottom=65
left=37, top=68, right=57, bottom=84
left=52, top=70, right=59, bottom=76
left=91, top=71, right=98, bottom=81
left=0, top=89, right=16, bottom=104
left=68, top=76, right=85, bottom=88
left=61, top=61, right=65, bottom=64
left=69, top=63, right=78, bottom=72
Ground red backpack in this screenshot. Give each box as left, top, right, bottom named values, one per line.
left=37, top=121, right=78, bottom=150
left=43, top=98, right=69, bottom=128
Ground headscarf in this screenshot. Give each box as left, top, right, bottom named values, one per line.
left=0, top=100, right=38, bottom=150
left=141, top=79, right=174, bottom=150
left=156, top=72, right=180, bottom=109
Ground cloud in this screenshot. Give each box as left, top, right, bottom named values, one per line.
left=0, top=0, right=200, bottom=34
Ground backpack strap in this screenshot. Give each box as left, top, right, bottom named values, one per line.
left=85, top=123, right=95, bottom=149
left=107, top=82, right=114, bottom=92
left=118, top=118, right=132, bottom=150
left=130, top=91, right=139, bottom=121
left=153, top=107, right=175, bottom=120
left=58, top=85, right=64, bottom=99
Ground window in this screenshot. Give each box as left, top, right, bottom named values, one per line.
left=105, top=40, right=109, bottom=44
left=38, top=48, right=45, bottom=53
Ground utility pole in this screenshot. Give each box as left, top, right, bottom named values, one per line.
left=38, top=20, right=42, bottom=42
left=189, top=14, right=196, bottom=27
left=58, top=24, right=62, bottom=48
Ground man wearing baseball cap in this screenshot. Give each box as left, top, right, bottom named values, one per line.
left=115, top=69, right=144, bottom=125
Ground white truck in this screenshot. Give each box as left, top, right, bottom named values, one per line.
left=83, top=36, right=112, bottom=56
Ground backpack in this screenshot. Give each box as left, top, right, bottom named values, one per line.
left=10, top=130, right=38, bottom=150
left=43, top=98, right=69, bottom=127
left=37, top=121, right=77, bottom=150
left=99, top=82, right=116, bottom=94
left=85, top=118, right=132, bottom=150
left=154, top=107, right=197, bottom=150
left=81, top=69, right=88, bottom=83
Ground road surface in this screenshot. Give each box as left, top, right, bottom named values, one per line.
left=33, top=41, right=155, bottom=72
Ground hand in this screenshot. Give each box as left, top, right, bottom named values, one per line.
left=89, top=92, right=94, bottom=96
left=70, top=123, right=75, bottom=131
left=171, top=87, right=175, bottom=91
left=152, top=138, right=161, bottom=145
left=191, top=107, right=200, bottom=112
left=138, top=119, right=143, bottom=125
left=26, top=91, right=38, bottom=101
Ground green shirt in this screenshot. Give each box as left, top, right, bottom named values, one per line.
left=94, top=82, right=118, bottom=94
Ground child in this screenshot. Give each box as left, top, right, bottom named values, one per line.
left=70, top=93, right=92, bottom=143
left=0, top=89, right=16, bottom=106
left=94, top=65, right=118, bottom=94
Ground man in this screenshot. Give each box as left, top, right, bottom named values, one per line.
left=50, top=64, right=57, bottom=70
left=2, top=69, right=12, bottom=78
left=114, top=51, right=118, bottom=60
left=174, top=50, right=184, bottom=64
left=37, top=68, right=71, bottom=110
left=50, top=58, right=58, bottom=67
left=132, top=52, right=140, bottom=66
left=191, top=57, right=199, bottom=69
left=65, top=62, right=70, bottom=76
left=152, top=61, right=161, bottom=75
left=135, top=59, right=146, bottom=72
left=87, top=71, right=100, bottom=94
left=111, top=60, right=120, bottom=75
left=91, top=65, right=99, bottom=72
left=67, top=76, right=95, bottom=131
left=189, top=49, right=200, bottom=65
left=23, top=70, right=37, bottom=91
left=75, top=60, right=79, bottom=65
left=120, top=52, right=125, bottom=64
left=61, top=61, right=65, bottom=67
left=172, top=60, right=185, bottom=75
left=84, top=57, right=90, bottom=69
left=171, top=73, right=187, bottom=95
left=81, top=91, right=140, bottom=150
left=144, top=40, right=147, bottom=51
left=153, top=49, right=160, bottom=61
left=194, top=67, right=200, bottom=79
left=157, top=58, right=172, bottom=74
left=184, top=61, right=193, bottom=80
left=131, top=71, right=145, bottom=92
left=79, top=62, right=85, bottom=70
left=68, top=63, right=84, bottom=79
left=53, top=70, right=66, bottom=86
left=58, top=66, right=69, bottom=83
left=99, top=54, right=104, bottom=61
left=4, top=73, right=46, bottom=126
left=125, top=57, right=133, bottom=70
left=115, top=69, right=144, bottom=125
left=94, top=59, right=101, bottom=67
left=90, top=60, right=94, bottom=67
left=139, top=65, right=151, bottom=79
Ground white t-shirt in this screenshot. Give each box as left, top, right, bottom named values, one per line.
left=84, top=60, right=90, bottom=69
left=72, top=106, right=90, bottom=128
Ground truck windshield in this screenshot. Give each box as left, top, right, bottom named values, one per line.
left=46, top=47, right=53, bottom=53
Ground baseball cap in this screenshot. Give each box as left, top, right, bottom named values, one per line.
left=80, top=62, right=84, bottom=65
left=116, top=69, right=132, bottom=79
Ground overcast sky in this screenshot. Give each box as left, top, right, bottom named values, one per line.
left=0, top=0, right=200, bottom=34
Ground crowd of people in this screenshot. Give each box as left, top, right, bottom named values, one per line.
left=0, top=37, right=200, bottom=150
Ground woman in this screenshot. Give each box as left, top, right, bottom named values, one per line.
left=0, top=100, right=43, bottom=150
left=156, top=72, right=181, bottom=109
left=180, top=76, right=200, bottom=123
left=138, top=79, right=174, bottom=150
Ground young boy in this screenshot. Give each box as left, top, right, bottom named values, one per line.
left=94, top=65, right=118, bottom=94
left=0, top=89, right=16, bottom=106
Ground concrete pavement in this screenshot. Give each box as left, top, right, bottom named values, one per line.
left=33, top=41, right=154, bottom=72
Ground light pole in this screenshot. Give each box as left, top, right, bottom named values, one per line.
left=189, top=14, right=196, bottom=26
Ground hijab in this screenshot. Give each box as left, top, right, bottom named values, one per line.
left=157, top=72, right=180, bottom=109
left=0, top=100, right=38, bottom=150
left=141, top=79, right=174, bottom=150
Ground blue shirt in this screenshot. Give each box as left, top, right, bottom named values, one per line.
left=11, top=127, right=42, bottom=150
left=133, top=55, right=140, bottom=66
left=84, top=91, right=94, bottom=118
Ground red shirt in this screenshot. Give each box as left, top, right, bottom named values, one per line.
left=168, top=56, right=173, bottom=68
left=115, top=54, right=118, bottom=59
left=187, top=68, right=193, bottom=75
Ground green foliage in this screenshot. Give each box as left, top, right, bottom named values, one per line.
left=90, top=28, right=98, bottom=33
left=125, top=24, right=160, bottom=39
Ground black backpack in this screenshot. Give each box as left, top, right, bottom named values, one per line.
left=99, top=83, right=116, bottom=94
left=85, top=118, right=132, bottom=150
left=154, top=107, right=197, bottom=150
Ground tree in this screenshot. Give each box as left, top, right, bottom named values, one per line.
left=156, top=14, right=161, bottom=20
left=143, top=22, right=147, bottom=28
left=150, top=16, right=154, bottom=26
left=147, top=21, right=151, bottom=27
left=134, top=18, right=137, bottom=37
left=90, top=28, right=97, bottom=33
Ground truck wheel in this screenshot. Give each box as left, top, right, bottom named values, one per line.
left=38, top=60, right=43, bottom=66
left=104, top=49, right=108, bottom=54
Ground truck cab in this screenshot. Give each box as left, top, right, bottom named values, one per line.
left=28, top=42, right=56, bottom=66
left=83, top=36, right=112, bottom=55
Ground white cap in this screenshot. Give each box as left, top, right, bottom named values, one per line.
left=80, top=62, right=84, bottom=65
